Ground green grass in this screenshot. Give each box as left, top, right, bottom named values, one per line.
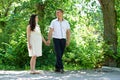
left=0, top=65, right=16, bottom=70
left=0, top=64, right=82, bottom=71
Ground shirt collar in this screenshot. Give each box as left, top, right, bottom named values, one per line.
left=56, top=18, right=65, bottom=21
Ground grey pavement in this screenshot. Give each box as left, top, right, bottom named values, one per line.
left=0, top=66, right=120, bottom=80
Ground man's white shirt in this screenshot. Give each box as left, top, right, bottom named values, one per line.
left=50, top=18, right=70, bottom=39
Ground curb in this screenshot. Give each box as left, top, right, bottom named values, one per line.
left=102, top=66, right=120, bottom=72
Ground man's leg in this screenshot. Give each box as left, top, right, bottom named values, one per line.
left=60, top=39, right=66, bottom=70
left=53, top=38, right=61, bottom=71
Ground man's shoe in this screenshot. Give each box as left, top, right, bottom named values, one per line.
left=60, top=69, right=64, bottom=73
left=55, top=69, right=60, bottom=72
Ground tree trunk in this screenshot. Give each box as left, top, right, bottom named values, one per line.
left=99, top=0, right=117, bottom=66
left=98, top=0, right=117, bottom=66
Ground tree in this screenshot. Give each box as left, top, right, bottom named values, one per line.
left=98, top=0, right=117, bottom=66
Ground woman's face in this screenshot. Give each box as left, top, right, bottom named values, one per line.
left=35, top=16, right=38, bottom=23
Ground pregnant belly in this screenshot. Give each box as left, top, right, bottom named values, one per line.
left=30, top=32, right=42, bottom=41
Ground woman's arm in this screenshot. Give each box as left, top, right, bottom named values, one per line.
left=41, top=34, right=47, bottom=45
left=26, top=25, right=31, bottom=49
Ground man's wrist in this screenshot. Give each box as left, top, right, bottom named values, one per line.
left=48, top=38, right=50, bottom=41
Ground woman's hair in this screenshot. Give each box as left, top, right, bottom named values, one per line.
left=29, top=14, right=37, bottom=31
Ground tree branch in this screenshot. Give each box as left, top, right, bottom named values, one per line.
left=4, top=1, right=13, bottom=16
left=1, top=0, right=6, bottom=10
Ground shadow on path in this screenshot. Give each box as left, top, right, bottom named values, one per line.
left=0, top=66, right=120, bottom=80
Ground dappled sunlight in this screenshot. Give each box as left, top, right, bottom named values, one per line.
left=0, top=0, right=120, bottom=80
left=0, top=67, right=120, bottom=80
left=0, top=0, right=104, bottom=71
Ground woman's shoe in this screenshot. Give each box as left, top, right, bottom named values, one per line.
left=30, top=71, right=40, bottom=74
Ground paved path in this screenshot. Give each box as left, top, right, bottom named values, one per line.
left=0, top=66, right=120, bottom=80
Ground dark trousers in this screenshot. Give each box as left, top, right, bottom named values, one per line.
left=53, top=38, right=66, bottom=70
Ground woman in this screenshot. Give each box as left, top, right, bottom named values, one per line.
left=27, top=14, right=46, bottom=74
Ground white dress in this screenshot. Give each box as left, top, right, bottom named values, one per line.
left=28, top=24, right=42, bottom=57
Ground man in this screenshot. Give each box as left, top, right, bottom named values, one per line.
left=47, top=9, right=70, bottom=73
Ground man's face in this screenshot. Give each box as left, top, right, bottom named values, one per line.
left=56, top=10, right=63, bottom=18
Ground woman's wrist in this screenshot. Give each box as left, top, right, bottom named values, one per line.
left=48, top=39, right=50, bottom=41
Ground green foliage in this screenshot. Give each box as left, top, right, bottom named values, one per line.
left=0, top=29, right=29, bottom=68
left=63, top=25, right=104, bottom=69
left=1, top=0, right=119, bottom=70
left=116, top=28, right=120, bottom=67
left=0, top=29, right=55, bottom=70
left=115, top=0, right=120, bottom=67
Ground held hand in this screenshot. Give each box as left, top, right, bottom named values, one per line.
left=47, top=40, right=51, bottom=46
left=44, top=41, right=47, bottom=46
left=44, top=41, right=50, bottom=46
left=43, top=38, right=49, bottom=46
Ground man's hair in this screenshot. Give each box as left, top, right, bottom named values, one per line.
left=56, top=9, right=64, bottom=13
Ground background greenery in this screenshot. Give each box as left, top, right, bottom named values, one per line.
left=0, top=0, right=120, bottom=70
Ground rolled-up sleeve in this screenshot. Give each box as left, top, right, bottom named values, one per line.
left=67, top=21, right=70, bottom=29
left=50, top=21, right=54, bottom=28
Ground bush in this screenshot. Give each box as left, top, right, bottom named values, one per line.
left=0, top=29, right=29, bottom=69
left=0, top=29, right=56, bottom=70
left=63, top=26, right=104, bottom=69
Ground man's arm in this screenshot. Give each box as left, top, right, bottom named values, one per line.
left=66, top=29, right=70, bottom=46
left=47, top=28, right=54, bottom=45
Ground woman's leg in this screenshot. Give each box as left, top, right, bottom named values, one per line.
left=30, top=56, right=36, bottom=72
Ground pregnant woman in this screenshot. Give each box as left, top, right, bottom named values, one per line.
left=27, top=14, right=47, bottom=74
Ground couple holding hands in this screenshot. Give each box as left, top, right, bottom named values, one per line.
left=27, top=9, right=70, bottom=74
